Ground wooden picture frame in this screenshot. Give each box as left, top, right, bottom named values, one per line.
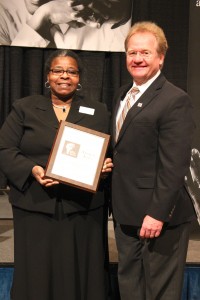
left=45, top=121, right=110, bottom=193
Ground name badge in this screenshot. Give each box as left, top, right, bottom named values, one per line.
left=79, top=106, right=95, bottom=115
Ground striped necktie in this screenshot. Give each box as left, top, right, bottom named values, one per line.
left=116, top=86, right=140, bottom=141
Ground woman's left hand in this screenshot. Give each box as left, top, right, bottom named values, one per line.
left=101, top=157, right=113, bottom=175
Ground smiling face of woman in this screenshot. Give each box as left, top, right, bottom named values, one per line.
left=47, top=56, right=80, bottom=102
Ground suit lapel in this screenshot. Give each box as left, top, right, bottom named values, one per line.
left=34, top=95, right=59, bottom=129
left=115, top=74, right=166, bottom=145
left=66, top=95, right=86, bottom=124
left=34, top=94, right=87, bottom=129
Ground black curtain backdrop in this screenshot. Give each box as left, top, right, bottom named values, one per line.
left=0, top=0, right=190, bottom=186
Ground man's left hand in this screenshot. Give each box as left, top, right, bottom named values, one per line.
left=140, top=215, right=163, bottom=239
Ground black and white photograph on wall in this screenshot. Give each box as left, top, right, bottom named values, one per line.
left=185, top=0, right=200, bottom=225
left=0, top=0, right=132, bottom=51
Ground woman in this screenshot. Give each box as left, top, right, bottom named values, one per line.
left=0, top=49, right=113, bottom=300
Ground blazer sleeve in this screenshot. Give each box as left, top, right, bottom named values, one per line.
left=147, top=92, right=195, bottom=221
left=0, top=101, right=36, bottom=191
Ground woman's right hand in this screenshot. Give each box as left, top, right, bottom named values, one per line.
left=32, top=165, right=59, bottom=187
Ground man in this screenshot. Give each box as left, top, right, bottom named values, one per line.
left=0, top=0, right=131, bottom=51
left=111, top=21, right=196, bottom=300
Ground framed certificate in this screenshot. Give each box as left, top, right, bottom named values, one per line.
left=45, top=121, right=110, bottom=193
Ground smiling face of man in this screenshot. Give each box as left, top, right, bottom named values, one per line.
left=126, top=31, right=164, bottom=86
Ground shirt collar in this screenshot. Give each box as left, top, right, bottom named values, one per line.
left=132, top=70, right=161, bottom=94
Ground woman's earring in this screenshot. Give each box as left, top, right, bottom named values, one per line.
left=45, top=81, right=50, bottom=89
left=76, top=83, right=82, bottom=91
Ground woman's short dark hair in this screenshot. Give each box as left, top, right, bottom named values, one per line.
left=45, top=49, right=83, bottom=75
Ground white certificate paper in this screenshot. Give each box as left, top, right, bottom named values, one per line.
left=45, top=121, right=110, bottom=192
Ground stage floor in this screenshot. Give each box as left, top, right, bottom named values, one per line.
left=1, top=191, right=200, bottom=264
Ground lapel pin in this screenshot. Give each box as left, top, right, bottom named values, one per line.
left=137, top=102, right=143, bottom=107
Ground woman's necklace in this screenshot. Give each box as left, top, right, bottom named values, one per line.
left=53, top=103, right=68, bottom=112
left=52, top=100, right=72, bottom=113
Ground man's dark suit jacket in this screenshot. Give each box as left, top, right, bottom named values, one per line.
left=0, top=94, right=110, bottom=214
left=111, top=73, right=196, bottom=226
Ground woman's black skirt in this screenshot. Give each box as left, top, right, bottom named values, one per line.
left=11, top=203, right=108, bottom=300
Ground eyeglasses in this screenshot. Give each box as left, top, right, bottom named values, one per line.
left=50, top=68, right=79, bottom=77
left=126, top=50, right=152, bottom=59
